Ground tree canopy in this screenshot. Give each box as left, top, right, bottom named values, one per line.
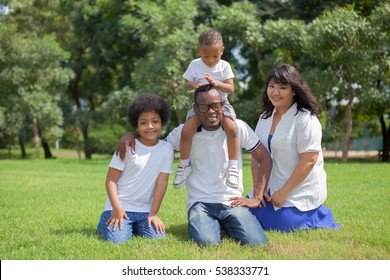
left=0, top=0, right=388, bottom=161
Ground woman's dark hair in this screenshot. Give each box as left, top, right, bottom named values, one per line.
left=128, top=93, right=170, bottom=128
left=259, top=64, right=320, bottom=119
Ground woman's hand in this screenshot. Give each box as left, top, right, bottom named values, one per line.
left=269, top=189, right=288, bottom=208
left=148, top=215, right=165, bottom=234
left=115, top=132, right=136, bottom=160
left=106, top=208, right=129, bottom=231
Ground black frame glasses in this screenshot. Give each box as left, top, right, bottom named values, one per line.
left=196, top=102, right=224, bottom=113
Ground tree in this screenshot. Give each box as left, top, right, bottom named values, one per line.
left=305, top=7, right=375, bottom=162
left=359, top=2, right=390, bottom=161
left=51, top=0, right=146, bottom=159
left=0, top=23, right=73, bottom=159
left=119, top=0, right=200, bottom=124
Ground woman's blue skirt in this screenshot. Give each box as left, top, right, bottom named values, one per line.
left=248, top=195, right=341, bottom=232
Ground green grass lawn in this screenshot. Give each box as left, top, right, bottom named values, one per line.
left=0, top=149, right=389, bottom=260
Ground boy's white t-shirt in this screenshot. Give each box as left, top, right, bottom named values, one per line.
left=183, top=58, right=235, bottom=99
left=103, top=139, right=174, bottom=212
left=166, top=120, right=260, bottom=209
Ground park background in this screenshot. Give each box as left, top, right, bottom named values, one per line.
left=0, top=0, right=389, bottom=261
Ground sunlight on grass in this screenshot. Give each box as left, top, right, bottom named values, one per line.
left=0, top=154, right=389, bottom=260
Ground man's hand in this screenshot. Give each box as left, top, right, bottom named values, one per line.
left=229, top=196, right=266, bottom=208
left=115, top=132, right=136, bottom=160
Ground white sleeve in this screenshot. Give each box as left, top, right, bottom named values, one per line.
left=222, top=61, right=235, bottom=80
left=160, top=145, right=174, bottom=174
left=108, top=152, right=127, bottom=171
left=296, top=114, right=322, bottom=154
left=165, top=125, right=183, bottom=151
left=183, top=61, right=195, bottom=81
left=237, top=120, right=261, bottom=152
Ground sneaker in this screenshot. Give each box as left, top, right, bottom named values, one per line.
left=173, top=165, right=192, bottom=189
left=226, top=167, right=239, bottom=188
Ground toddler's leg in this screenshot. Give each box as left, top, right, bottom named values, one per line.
left=223, top=116, right=239, bottom=188
left=173, top=116, right=199, bottom=188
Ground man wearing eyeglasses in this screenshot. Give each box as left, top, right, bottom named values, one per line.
left=117, top=84, right=271, bottom=246
left=165, top=84, right=271, bottom=246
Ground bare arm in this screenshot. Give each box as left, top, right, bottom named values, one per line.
left=251, top=143, right=272, bottom=204
left=230, top=143, right=271, bottom=208
left=270, top=152, right=318, bottom=207
left=205, top=74, right=234, bottom=94
left=148, top=172, right=169, bottom=233
left=115, top=132, right=136, bottom=160
left=105, top=168, right=128, bottom=230
left=184, top=80, right=207, bottom=91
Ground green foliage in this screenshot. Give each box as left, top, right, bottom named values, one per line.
left=89, top=123, right=127, bottom=154
left=120, top=0, right=199, bottom=123
left=0, top=21, right=73, bottom=154
left=1, top=0, right=388, bottom=160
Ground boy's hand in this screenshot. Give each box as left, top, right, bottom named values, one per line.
left=193, top=81, right=206, bottom=88
left=204, top=73, right=216, bottom=87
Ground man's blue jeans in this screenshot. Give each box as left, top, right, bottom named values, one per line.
left=187, top=202, right=268, bottom=246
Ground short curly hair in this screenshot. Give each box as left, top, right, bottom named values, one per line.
left=128, top=93, right=170, bottom=129
left=198, top=29, right=223, bottom=47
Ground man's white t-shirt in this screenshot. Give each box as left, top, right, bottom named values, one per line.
left=103, top=139, right=174, bottom=212
left=166, top=120, right=260, bottom=209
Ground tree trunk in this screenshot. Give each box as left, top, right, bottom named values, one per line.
left=341, top=84, right=355, bottom=162
left=7, top=135, right=12, bottom=159
left=32, top=117, right=40, bottom=159
left=81, top=122, right=92, bottom=159
left=18, top=135, right=27, bottom=159
left=42, top=139, right=54, bottom=159
left=379, top=114, right=390, bottom=162
left=74, top=126, right=82, bottom=160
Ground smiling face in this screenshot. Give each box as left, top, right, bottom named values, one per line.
left=267, top=79, right=295, bottom=113
left=136, top=111, right=162, bottom=146
left=194, top=88, right=224, bottom=131
left=197, top=42, right=224, bottom=68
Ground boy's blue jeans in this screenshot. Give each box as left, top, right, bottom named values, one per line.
left=187, top=202, right=268, bottom=246
left=96, top=210, right=166, bottom=243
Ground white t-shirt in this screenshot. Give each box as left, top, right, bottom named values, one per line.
left=166, top=119, right=261, bottom=209
left=183, top=58, right=235, bottom=100
left=103, top=139, right=174, bottom=212
left=254, top=103, right=327, bottom=211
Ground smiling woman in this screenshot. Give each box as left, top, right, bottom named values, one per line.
left=247, top=64, right=341, bottom=233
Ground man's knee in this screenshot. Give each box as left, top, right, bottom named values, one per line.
left=188, top=224, right=221, bottom=246
left=226, top=207, right=268, bottom=246
left=188, top=203, right=221, bottom=246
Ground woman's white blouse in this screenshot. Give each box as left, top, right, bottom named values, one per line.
left=254, top=103, right=327, bottom=211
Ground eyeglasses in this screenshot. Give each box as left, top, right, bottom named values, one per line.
left=196, top=102, right=223, bottom=113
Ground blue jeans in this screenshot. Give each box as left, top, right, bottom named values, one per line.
left=96, top=211, right=166, bottom=243
left=187, top=202, right=268, bottom=246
